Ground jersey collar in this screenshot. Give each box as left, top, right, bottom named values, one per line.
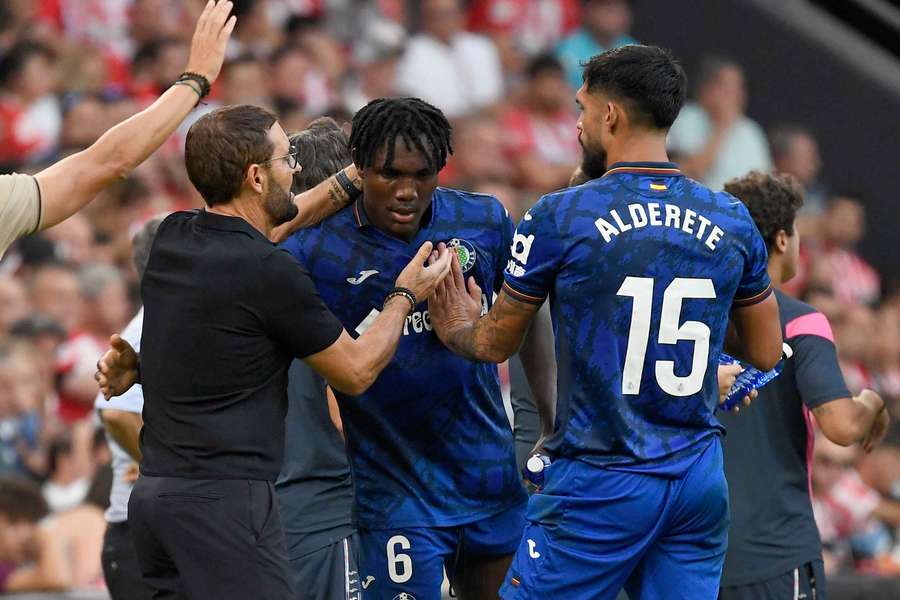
left=352, top=196, right=371, bottom=229
left=603, top=161, right=683, bottom=177
left=196, top=209, right=270, bottom=243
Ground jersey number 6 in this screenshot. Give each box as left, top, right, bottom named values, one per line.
left=617, top=277, right=716, bottom=397
left=387, top=535, right=413, bottom=584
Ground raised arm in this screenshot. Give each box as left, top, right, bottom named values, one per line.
left=34, top=0, right=236, bottom=230
left=428, top=248, right=542, bottom=364
left=269, top=164, right=362, bottom=243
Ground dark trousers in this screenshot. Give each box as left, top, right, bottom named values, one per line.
left=128, top=475, right=294, bottom=600
left=289, top=534, right=360, bottom=600
left=719, top=560, right=827, bottom=600
left=102, top=521, right=155, bottom=600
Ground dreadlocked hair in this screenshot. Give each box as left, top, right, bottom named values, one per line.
left=349, top=97, right=452, bottom=174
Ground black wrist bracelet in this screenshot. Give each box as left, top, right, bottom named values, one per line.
left=174, top=80, right=202, bottom=98
left=335, top=168, right=362, bottom=201
left=177, top=71, right=211, bottom=99
left=384, top=287, right=417, bottom=314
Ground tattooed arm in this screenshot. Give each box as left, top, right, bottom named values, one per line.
left=428, top=248, right=541, bottom=363
left=270, top=164, right=362, bottom=242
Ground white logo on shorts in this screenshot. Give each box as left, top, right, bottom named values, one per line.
left=361, top=576, right=375, bottom=589
left=392, top=593, right=417, bottom=600
left=528, top=539, right=541, bottom=559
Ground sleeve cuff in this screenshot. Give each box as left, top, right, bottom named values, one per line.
left=733, top=283, right=773, bottom=308
left=502, top=281, right=546, bottom=306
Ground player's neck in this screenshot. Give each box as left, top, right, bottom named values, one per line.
left=208, top=197, right=275, bottom=239
left=604, top=134, right=670, bottom=168
left=767, top=261, right=784, bottom=288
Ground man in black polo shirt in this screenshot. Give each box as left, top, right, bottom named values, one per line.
left=718, top=171, right=889, bottom=599
left=99, top=104, right=451, bottom=600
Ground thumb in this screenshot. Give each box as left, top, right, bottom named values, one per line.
left=413, top=241, right=434, bottom=265
left=110, top=334, right=128, bottom=352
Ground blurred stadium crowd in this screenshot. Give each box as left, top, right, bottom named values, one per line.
left=0, top=0, right=898, bottom=593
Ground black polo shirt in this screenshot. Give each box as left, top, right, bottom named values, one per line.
left=139, top=210, right=344, bottom=481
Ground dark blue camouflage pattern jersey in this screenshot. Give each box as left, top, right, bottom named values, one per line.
left=503, top=162, right=772, bottom=477
left=280, top=187, right=527, bottom=529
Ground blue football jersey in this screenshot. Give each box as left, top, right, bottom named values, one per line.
left=503, top=162, right=772, bottom=476
left=281, top=187, right=527, bottom=528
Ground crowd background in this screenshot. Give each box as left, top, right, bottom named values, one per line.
left=0, top=0, right=897, bottom=595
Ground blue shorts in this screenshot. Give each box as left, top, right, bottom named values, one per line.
left=501, top=437, right=729, bottom=600
left=359, top=503, right=526, bottom=600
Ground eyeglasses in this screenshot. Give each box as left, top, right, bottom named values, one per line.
left=261, top=146, right=301, bottom=170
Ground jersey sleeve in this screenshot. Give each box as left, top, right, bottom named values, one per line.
left=502, top=196, right=563, bottom=305
left=733, top=203, right=773, bottom=307
left=260, top=249, right=344, bottom=359
left=787, top=312, right=851, bottom=409
left=493, top=202, right=515, bottom=293
left=0, top=173, right=41, bottom=256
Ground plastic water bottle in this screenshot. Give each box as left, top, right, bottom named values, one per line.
left=523, top=453, right=552, bottom=489
left=718, top=343, right=794, bottom=411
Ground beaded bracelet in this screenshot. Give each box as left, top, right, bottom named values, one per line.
left=384, top=287, right=417, bottom=314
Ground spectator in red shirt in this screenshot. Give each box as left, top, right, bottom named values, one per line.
left=819, top=196, right=881, bottom=306
left=501, top=53, right=580, bottom=194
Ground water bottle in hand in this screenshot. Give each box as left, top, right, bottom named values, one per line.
left=719, top=343, right=793, bottom=411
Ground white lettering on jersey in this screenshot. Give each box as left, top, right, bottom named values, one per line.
left=594, top=202, right=726, bottom=250
left=510, top=233, right=535, bottom=265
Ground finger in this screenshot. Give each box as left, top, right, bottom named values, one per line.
left=732, top=406, right=740, bottom=413
left=467, top=276, right=482, bottom=304
left=211, top=0, right=233, bottom=27
left=413, top=241, right=435, bottom=266
left=220, top=15, right=237, bottom=40
left=743, top=395, right=752, bottom=407
left=450, top=249, right=465, bottom=289
left=196, top=0, right=215, bottom=34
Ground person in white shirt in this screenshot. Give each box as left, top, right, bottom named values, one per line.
left=667, top=56, right=772, bottom=190
left=95, top=216, right=163, bottom=600
left=396, top=0, right=504, bottom=118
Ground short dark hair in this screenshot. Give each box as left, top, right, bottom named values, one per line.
left=768, top=123, right=813, bottom=161
left=0, top=40, right=54, bottom=86
left=349, top=97, right=452, bottom=173
left=582, top=45, right=686, bottom=129
left=0, top=478, right=49, bottom=523
left=526, top=53, right=565, bottom=79
left=289, top=118, right=350, bottom=194
left=184, top=104, right=278, bottom=206
left=695, top=55, right=741, bottom=90
left=724, top=171, right=804, bottom=252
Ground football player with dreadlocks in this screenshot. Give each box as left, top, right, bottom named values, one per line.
left=280, top=97, right=556, bottom=600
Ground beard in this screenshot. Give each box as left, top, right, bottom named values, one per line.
left=264, top=179, right=298, bottom=226
left=579, top=138, right=608, bottom=181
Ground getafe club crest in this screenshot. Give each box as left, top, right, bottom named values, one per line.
left=447, top=238, right=476, bottom=273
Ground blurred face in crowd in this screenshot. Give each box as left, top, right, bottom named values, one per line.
left=873, top=308, right=900, bottom=366
left=422, top=0, right=464, bottom=44
left=822, top=197, right=865, bottom=248
left=0, top=278, right=30, bottom=334
left=531, top=68, right=570, bottom=113
left=0, top=349, right=42, bottom=415
left=29, top=266, right=82, bottom=333
left=812, top=434, right=858, bottom=494
left=87, top=278, right=131, bottom=336
left=62, top=97, right=108, bottom=150
left=698, top=64, right=747, bottom=119
left=260, top=122, right=300, bottom=227
left=0, top=513, right=36, bottom=564
left=14, top=51, right=57, bottom=102
left=271, top=48, right=312, bottom=101
left=775, top=132, right=821, bottom=186
left=454, top=118, right=509, bottom=182
left=221, top=60, right=267, bottom=106
left=360, top=139, right=440, bottom=242
left=834, top=305, right=878, bottom=364
left=44, top=214, right=95, bottom=266
left=584, top=0, right=633, bottom=42
left=575, top=84, right=609, bottom=179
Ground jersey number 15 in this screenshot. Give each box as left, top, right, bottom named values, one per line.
left=617, top=277, right=716, bottom=397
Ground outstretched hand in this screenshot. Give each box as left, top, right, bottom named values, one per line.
left=184, top=1, right=237, bottom=83
left=96, top=334, right=140, bottom=400
left=394, top=241, right=452, bottom=303
left=427, top=244, right=483, bottom=347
